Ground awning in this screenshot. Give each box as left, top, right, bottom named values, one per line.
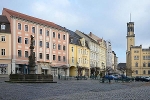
left=41, top=66, right=49, bottom=69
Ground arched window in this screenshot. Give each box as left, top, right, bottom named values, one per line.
left=143, top=70, right=146, bottom=74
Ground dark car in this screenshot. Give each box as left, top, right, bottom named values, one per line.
left=135, top=76, right=142, bottom=81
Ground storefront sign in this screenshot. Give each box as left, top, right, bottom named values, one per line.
left=0, top=64, right=8, bottom=68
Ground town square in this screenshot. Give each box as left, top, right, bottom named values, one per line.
left=0, top=0, right=150, bottom=100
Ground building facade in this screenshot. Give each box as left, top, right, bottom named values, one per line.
left=75, top=30, right=100, bottom=76
left=88, top=32, right=107, bottom=72
left=106, top=41, right=112, bottom=69
left=0, top=15, right=11, bottom=75
left=126, top=21, right=150, bottom=76
left=2, top=8, right=69, bottom=76
left=68, top=30, right=90, bottom=77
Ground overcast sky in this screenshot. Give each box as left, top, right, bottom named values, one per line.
left=1, top=0, right=150, bottom=63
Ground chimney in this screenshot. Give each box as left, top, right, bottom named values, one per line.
left=89, top=32, right=92, bottom=36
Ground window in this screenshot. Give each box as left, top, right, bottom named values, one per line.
left=53, top=55, right=56, bottom=60
left=40, top=29, right=42, bottom=35
left=135, top=70, right=138, bottom=74
left=39, top=41, right=42, bottom=47
left=63, top=56, right=65, bottom=62
left=148, top=70, right=150, bottom=74
left=46, top=42, right=49, bottom=48
left=1, top=49, right=5, bottom=55
left=25, top=51, right=28, bottom=58
left=58, top=44, right=61, bottom=50
left=18, top=23, right=21, bottom=30
left=58, top=56, right=61, bottom=61
left=1, top=24, right=5, bottom=30
left=143, top=63, right=146, bottom=67
left=46, top=30, right=49, bottom=36
left=135, top=62, right=138, bottom=67
left=148, top=63, right=150, bottom=67
left=143, top=56, right=145, bottom=60
left=63, top=46, right=66, bottom=51
left=18, top=37, right=22, bottom=43
left=18, top=50, right=22, bottom=57
left=58, top=33, right=60, bottom=39
left=32, top=27, right=35, bottom=33
left=53, top=32, right=55, bottom=38
left=25, top=38, right=28, bottom=44
left=1, top=36, right=5, bottom=41
left=143, top=70, right=146, bottom=74
left=72, top=47, right=73, bottom=52
left=72, top=57, right=74, bottom=63
left=53, top=43, right=56, bottom=49
left=63, top=35, right=65, bottom=40
left=70, top=38, right=73, bottom=43
left=25, top=25, right=28, bottom=31
left=134, top=56, right=139, bottom=60
left=46, top=54, right=49, bottom=60
left=39, top=53, right=42, bottom=59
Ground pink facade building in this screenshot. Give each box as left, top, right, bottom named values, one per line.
left=2, top=8, right=69, bottom=76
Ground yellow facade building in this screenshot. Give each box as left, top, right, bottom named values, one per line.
left=126, top=22, right=150, bottom=76
left=68, top=30, right=90, bottom=77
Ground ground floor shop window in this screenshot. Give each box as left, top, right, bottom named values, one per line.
left=51, top=67, right=57, bottom=76
left=41, top=69, right=48, bottom=74
left=0, top=68, right=7, bottom=74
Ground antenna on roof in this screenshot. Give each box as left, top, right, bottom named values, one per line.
left=130, top=13, right=131, bottom=22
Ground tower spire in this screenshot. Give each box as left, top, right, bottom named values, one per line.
left=130, top=13, right=131, bottom=22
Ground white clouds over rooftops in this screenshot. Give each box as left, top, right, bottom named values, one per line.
left=1, top=0, right=150, bottom=62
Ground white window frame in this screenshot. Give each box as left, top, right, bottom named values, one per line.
left=1, top=36, right=5, bottom=41
left=39, top=41, right=42, bottom=47
left=1, top=24, right=5, bottom=30
left=18, top=36, right=22, bottom=43
left=32, top=26, right=35, bottom=33
left=1, top=49, right=5, bottom=56
left=46, top=30, right=49, bottom=36
left=25, top=38, right=28, bottom=44
left=46, top=42, right=49, bottom=48
left=18, top=50, right=22, bottom=57
left=25, top=25, right=28, bottom=32
left=18, top=23, right=21, bottom=30
left=40, top=29, right=42, bottom=35
left=39, top=53, right=42, bottom=59
left=25, top=51, right=28, bottom=58
left=46, top=54, right=49, bottom=60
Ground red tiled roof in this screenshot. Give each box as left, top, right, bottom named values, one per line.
left=3, top=8, right=65, bottom=31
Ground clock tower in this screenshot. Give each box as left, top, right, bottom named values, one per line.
left=127, top=22, right=135, bottom=52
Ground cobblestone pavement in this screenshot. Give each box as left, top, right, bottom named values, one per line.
left=0, top=78, right=150, bottom=100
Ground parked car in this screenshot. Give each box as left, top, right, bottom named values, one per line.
left=135, top=76, right=150, bottom=82
left=142, top=76, right=150, bottom=82
left=104, top=75, right=118, bottom=80
left=135, top=76, right=142, bottom=81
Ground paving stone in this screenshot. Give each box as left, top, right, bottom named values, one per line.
left=0, top=78, right=149, bottom=100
